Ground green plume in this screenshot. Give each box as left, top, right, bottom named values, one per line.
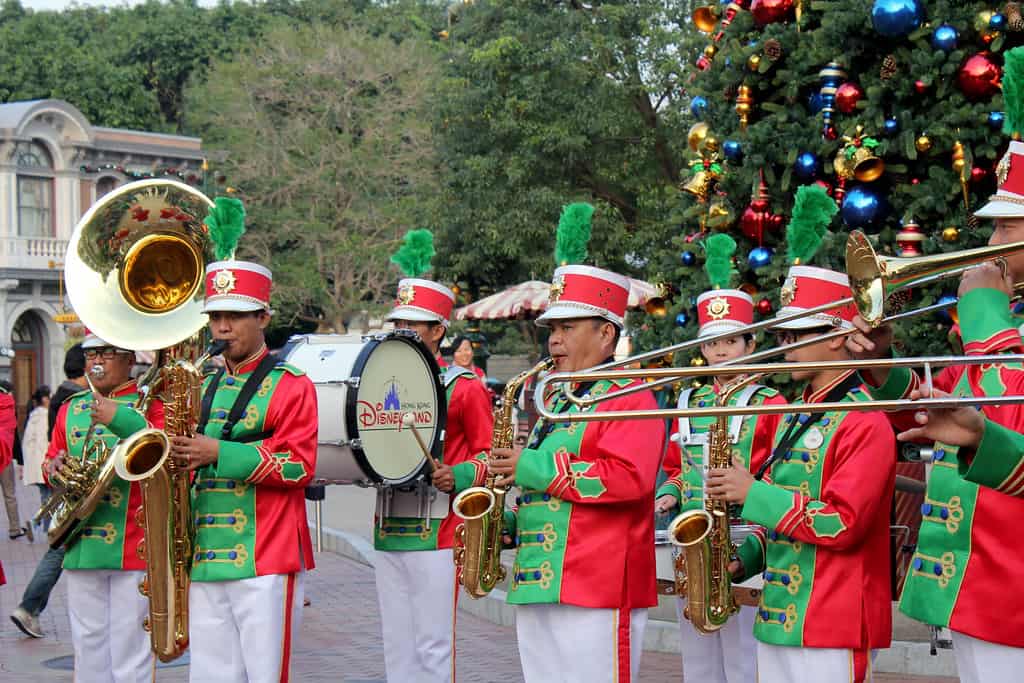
left=391, top=229, right=436, bottom=277
left=786, top=184, right=837, bottom=265
left=204, top=197, right=246, bottom=261
left=555, top=202, right=594, bottom=265
left=703, top=233, right=737, bottom=289
left=1003, top=47, right=1024, bottom=138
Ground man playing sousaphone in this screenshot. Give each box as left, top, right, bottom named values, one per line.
left=167, top=199, right=318, bottom=683
left=655, top=233, right=785, bottom=683
left=45, top=331, right=164, bottom=683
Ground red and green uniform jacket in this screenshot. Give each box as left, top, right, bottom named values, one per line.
left=658, top=382, right=785, bottom=510
left=507, top=378, right=664, bottom=609
left=736, top=372, right=895, bottom=650
left=45, top=382, right=165, bottom=571
left=867, top=287, right=1024, bottom=647
left=374, top=358, right=494, bottom=551
left=192, top=348, right=318, bottom=582
left=958, top=417, right=1024, bottom=496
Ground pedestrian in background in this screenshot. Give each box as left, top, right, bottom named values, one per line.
left=21, top=385, right=51, bottom=529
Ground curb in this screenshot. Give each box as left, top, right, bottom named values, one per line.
left=311, top=524, right=957, bottom=676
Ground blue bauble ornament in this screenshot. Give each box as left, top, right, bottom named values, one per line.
left=748, top=246, right=773, bottom=269
left=681, top=251, right=697, bottom=267
left=935, top=294, right=958, bottom=325
left=807, top=91, right=825, bottom=114
left=931, top=24, right=958, bottom=52
left=723, top=140, right=743, bottom=162
left=841, top=185, right=889, bottom=231
left=884, top=117, right=899, bottom=134
left=675, top=312, right=690, bottom=327
left=690, top=96, right=708, bottom=119
left=989, top=111, right=1006, bottom=130
left=871, top=0, right=924, bottom=37
left=794, top=152, right=820, bottom=180
left=990, top=13, right=1007, bottom=31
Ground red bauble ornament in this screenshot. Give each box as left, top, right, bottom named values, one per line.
left=825, top=126, right=838, bottom=141
left=957, top=53, right=1002, bottom=101
left=895, top=221, right=924, bottom=257
left=970, top=166, right=988, bottom=183
left=911, top=178, right=921, bottom=185
left=739, top=170, right=784, bottom=244
left=750, top=0, right=794, bottom=26
left=812, top=179, right=834, bottom=196
left=756, top=298, right=773, bottom=315
left=914, top=80, right=928, bottom=94
left=834, top=82, right=864, bottom=114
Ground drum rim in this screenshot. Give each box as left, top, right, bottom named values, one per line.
left=343, top=331, right=447, bottom=485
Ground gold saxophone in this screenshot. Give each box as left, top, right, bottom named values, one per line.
left=667, top=373, right=762, bottom=634
left=115, top=340, right=225, bottom=662
left=452, top=357, right=554, bottom=599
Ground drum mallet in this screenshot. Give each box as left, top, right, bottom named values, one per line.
left=401, top=413, right=442, bottom=472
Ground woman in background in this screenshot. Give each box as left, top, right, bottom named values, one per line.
left=21, top=385, right=50, bottom=528
left=449, top=335, right=486, bottom=383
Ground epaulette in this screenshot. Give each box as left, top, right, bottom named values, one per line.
left=274, top=360, right=306, bottom=377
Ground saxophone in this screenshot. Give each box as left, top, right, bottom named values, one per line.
left=667, top=373, right=762, bottom=634
left=452, top=357, right=554, bottom=598
left=114, top=339, right=226, bottom=662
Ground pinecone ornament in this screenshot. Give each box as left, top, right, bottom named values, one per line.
left=881, top=54, right=897, bottom=80
left=764, top=39, right=783, bottom=62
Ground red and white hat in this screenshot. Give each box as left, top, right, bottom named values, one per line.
left=537, top=264, right=630, bottom=329
left=386, top=278, right=455, bottom=325
left=696, top=289, right=753, bottom=338
left=976, top=140, right=1024, bottom=218
left=773, top=265, right=858, bottom=330
left=202, top=260, right=272, bottom=313
left=81, top=328, right=114, bottom=350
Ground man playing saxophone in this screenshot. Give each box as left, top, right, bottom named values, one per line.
left=44, top=332, right=164, bottom=683
left=488, top=261, right=664, bottom=683
left=656, top=266, right=786, bottom=682
left=168, top=255, right=317, bottom=683
left=706, top=265, right=895, bottom=683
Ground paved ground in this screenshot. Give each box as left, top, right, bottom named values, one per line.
left=1, top=474, right=958, bottom=681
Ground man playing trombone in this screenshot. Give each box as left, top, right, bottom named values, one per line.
left=706, top=265, right=895, bottom=683
left=846, top=142, right=1024, bottom=682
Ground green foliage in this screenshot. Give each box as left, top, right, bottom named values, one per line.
left=392, top=230, right=437, bottom=278
left=1004, top=47, right=1024, bottom=137
left=205, top=197, right=246, bottom=261
left=555, top=203, right=594, bottom=266
left=703, top=233, right=737, bottom=289
left=786, top=184, right=838, bottom=265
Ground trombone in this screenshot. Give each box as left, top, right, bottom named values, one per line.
left=536, top=229, right=1024, bottom=411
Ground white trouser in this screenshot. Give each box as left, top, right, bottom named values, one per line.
left=189, top=572, right=305, bottom=683
left=515, top=603, right=648, bottom=683
left=676, top=599, right=756, bottom=682
left=66, top=569, right=154, bottom=683
left=374, top=549, right=456, bottom=683
left=952, top=630, right=1024, bottom=683
left=756, top=642, right=872, bottom=683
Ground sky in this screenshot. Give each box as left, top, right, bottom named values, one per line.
left=22, top=0, right=219, bottom=10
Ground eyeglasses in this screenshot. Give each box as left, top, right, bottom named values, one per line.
left=84, top=348, right=127, bottom=360
left=774, top=327, right=833, bottom=346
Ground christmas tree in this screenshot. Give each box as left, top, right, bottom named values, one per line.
left=633, top=0, right=1022, bottom=364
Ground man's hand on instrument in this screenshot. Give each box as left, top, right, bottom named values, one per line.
left=44, top=450, right=65, bottom=478
left=431, top=462, right=455, bottom=493
left=90, top=395, right=119, bottom=425
left=169, top=433, right=220, bottom=471
left=959, top=261, right=1013, bottom=298
left=488, top=446, right=522, bottom=488
left=845, top=314, right=893, bottom=360
left=896, top=386, right=985, bottom=450
left=655, top=494, right=677, bottom=515
left=706, top=455, right=754, bottom=504
left=728, top=558, right=744, bottom=581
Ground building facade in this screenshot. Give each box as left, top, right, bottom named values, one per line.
left=0, top=99, right=203, bottom=420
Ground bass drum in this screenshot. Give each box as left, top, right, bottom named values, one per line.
left=281, top=331, right=446, bottom=486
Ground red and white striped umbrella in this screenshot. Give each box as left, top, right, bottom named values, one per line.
left=455, top=278, right=660, bottom=321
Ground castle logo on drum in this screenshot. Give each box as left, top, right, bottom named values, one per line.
left=383, top=382, right=401, bottom=411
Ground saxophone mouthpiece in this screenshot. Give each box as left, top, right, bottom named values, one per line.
left=207, top=339, right=228, bottom=357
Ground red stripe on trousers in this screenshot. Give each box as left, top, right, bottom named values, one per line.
left=280, top=573, right=296, bottom=683
left=617, top=607, right=631, bottom=683
left=853, top=647, right=869, bottom=682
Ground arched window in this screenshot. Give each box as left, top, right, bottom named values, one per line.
left=16, top=140, right=55, bottom=237
left=96, top=176, right=119, bottom=199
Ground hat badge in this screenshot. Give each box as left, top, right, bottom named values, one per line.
left=706, top=296, right=731, bottom=320
left=780, top=275, right=798, bottom=307
left=549, top=275, right=566, bottom=303
left=212, top=269, right=237, bottom=295
left=997, top=151, right=1011, bottom=187
left=396, top=283, right=415, bottom=306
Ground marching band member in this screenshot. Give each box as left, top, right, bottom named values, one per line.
left=707, top=264, right=895, bottom=683
left=170, top=201, right=318, bottom=683
left=655, top=234, right=785, bottom=683
left=374, top=230, right=494, bottom=683
left=489, top=258, right=664, bottom=683
left=846, top=140, right=1024, bottom=683
left=45, top=332, right=164, bottom=683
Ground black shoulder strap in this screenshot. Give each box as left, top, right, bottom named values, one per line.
left=220, top=353, right=279, bottom=441
left=196, top=368, right=225, bottom=437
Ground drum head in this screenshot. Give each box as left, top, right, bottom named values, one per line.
left=346, top=333, right=446, bottom=485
